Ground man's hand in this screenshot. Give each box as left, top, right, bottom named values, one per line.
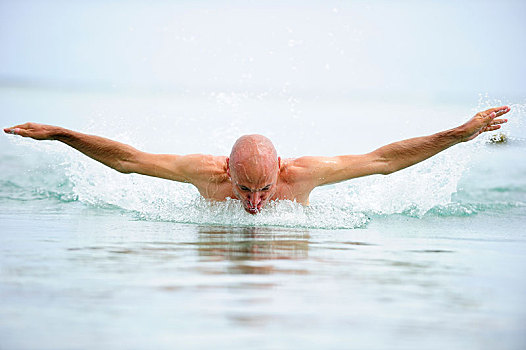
left=459, top=106, right=510, bottom=142
left=3, top=122, right=60, bottom=140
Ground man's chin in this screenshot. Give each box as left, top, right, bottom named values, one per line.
left=244, top=207, right=261, bottom=215
left=243, top=200, right=269, bottom=214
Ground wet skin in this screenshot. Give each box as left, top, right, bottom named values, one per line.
left=4, top=106, right=511, bottom=214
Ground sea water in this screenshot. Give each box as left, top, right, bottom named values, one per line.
left=1, top=87, right=526, bottom=349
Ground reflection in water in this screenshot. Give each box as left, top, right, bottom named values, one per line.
left=195, top=226, right=310, bottom=274
left=8, top=216, right=519, bottom=349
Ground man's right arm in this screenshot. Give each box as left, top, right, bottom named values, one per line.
left=3, top=122, right=213, bottom=183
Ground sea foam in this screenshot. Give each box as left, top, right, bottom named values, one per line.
left=4, top=98, right=525, bottom=229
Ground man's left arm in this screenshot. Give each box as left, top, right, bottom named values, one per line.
left=296, top=106, right=510, bottom=187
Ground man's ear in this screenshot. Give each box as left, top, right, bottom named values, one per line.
left=278, top=156, right=281, bottom=171
left=226, top=157, right=230, bottom=177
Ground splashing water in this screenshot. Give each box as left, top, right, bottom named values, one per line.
left=3, top=97, right=525, bottom=229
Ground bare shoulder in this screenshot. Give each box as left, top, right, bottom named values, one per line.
left=278, top=157, right=325, bottom=189
left=183, top=154, right=232, bottom=200
left=280, top=156, right=337, bottom=182
left=280, top=153, right=383, bottom=187
left=132, top=152, right=228, bottom=184
left=179, top=154, right=229, bottom=184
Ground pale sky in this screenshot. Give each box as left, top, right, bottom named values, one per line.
left=1, top=0, right=524, bottom=100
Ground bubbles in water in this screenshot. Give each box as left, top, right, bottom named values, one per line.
left=60, top=130, right=471, bottom=228
left=311, top=143, right=471, bottom=217
left=63, top=151, right=369, bottom=229
left=5, top=96, right=525, bottom=229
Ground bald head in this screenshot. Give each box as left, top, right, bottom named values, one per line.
left=229, top=134, right=279, bottom=184
left=228, top=135, right=280, bottom=213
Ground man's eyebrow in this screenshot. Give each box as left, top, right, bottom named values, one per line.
left=237, top=183, right=273, bottom=191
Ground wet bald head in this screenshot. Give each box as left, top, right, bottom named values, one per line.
left=228, top=134, right=279, bottom=184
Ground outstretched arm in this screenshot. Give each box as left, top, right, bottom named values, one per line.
left=368, top=105, right=510, bottom=175
left=3, top=122, right=219, bottom=183
left=290, top=106, right=510, bottom=187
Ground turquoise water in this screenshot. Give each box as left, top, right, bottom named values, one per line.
left=1, top=88, right=526, bottom=349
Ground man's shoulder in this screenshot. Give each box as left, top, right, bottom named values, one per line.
left=189, top=154, right=227, bottom=166
left=176, top=154, right=228, bottom=184
left=280, top=155, right=347, bottom=187
left=281, top=156, right=330, bottom=170
left=279, top=157, right=321, bottom=182
left=196, top=153, right=227, bottom=170
left=177, top=154, right=226, bottom=167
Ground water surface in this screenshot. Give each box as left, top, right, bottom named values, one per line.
left=1, top=89, right=525, bottom=349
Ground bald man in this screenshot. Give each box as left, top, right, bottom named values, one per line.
left=4, top=106, right=510, bottom=214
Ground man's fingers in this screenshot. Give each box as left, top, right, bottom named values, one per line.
left=491, top=118, right=507, bottom=125
left=495, top=107, right=510, bottom=117
left=3, top=127, right=30, bottom=137
left=484, top=125, right=501, bottom=132
left=486, top=106, right=508, bottom=114
left=4, top=123, right=29, bottom=132
left=3, top=127, right=19, bottom=135
left=10, top=123, right=28, bottom=129
left=485, top=106, right=510, bottom=117
left=4, top=122, right=36, bottom=137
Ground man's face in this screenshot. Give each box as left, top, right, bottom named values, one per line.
left=229, top=162, right=279, bottom=214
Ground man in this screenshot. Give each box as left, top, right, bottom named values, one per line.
left=4, top=106, right=510, bottom=214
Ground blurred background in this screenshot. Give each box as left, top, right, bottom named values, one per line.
left=1, top=0, right=525, bottom=157
left=1, top=0, right=524, bottom=103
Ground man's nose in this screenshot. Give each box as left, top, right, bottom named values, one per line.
left=248, top=192, right=262, bottom=206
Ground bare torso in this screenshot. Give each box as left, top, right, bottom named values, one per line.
left=4, top=106, right=509, bottom=213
